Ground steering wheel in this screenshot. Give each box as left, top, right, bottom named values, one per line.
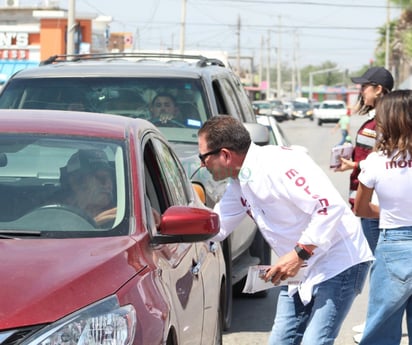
left=151, top=118, right=186, bottom=128
left=27, top=204, right=98, bottom=229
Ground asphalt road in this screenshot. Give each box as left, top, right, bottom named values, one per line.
left=223, top=114, right=409, bottom=345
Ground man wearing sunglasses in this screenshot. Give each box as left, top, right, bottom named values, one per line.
left=197, top=115, right=373, bottom=345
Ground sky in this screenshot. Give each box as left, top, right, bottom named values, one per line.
left=37, top=1, right=403, bottom=72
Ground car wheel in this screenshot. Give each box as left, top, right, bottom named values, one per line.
left=222, top=238, right=233, bottom=330
left=318, top=119, right=322, bottom=126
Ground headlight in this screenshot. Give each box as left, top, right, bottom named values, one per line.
left=23, top=296, right=136, bottom=345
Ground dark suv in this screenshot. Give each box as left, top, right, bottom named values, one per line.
left=0, top=53, right=272, bottom=328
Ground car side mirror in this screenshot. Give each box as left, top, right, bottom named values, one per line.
left=152, top=206, right=219, bottom=244
left=243, top=123, right=270, bottom=146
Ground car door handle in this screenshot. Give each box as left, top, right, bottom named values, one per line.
left=209, top=241, right=218, bottom=254
left=191, top=261, right=201, bottom=276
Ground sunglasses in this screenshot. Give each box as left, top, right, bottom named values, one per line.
left=198, top=147, right=222, bottom=163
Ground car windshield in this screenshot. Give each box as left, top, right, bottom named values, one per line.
left=0, top=134, right=127, bottom=237
left=292, top=102, right=310, bottom=110
left=322, top=102, right=345, bottom=109
left=0, top=77, right=209, bottom=144
left=255, top=102, right=270, bottom=109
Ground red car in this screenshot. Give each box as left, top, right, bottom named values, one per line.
left=0, top=109, right=226, bottom=345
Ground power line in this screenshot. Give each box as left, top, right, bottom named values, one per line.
left=196, top=0, right=403, bottom=9
left=122, top=20, right=381, bottom=31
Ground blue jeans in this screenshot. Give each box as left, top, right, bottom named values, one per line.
left=361, top=217, right=380, bottom=254
left=337, top=129, right=349, bottom=145
left=268, top=263, right=369, bottom=345
left=359, top=228, right=412, bottom=345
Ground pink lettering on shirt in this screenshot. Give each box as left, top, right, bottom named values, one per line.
left=285, top=168, right=329, bottom=215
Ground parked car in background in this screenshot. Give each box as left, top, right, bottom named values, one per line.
left=0, top=109, right=225, bottom=345
left=253, top=100, right=287, bottom=124
left=290, top=101, right=313, bottom=120
left=252, top=100, right=272, bottom=115
left=256, top=114, right=308, bottom=154
left=282, top=100, right=294, bottom=120
left=313, top=100, right=348, bottom=126
left=311, top=101, right=321, bottom=109
left=0, top=52, right=272, bottom=329
left=268, top=99, right=288, bottom=122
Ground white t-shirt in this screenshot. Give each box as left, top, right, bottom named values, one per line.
left=213, top=143, right=373, bottom=304
left=358, top=151, right=412, bottom=229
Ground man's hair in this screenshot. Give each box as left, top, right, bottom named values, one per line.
left=150, top=92, right=176, bottom=107
left=198, top=115, right=251, bottom=154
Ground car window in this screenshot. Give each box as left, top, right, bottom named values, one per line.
left=213, top=78, right=244, bottom=121
left=0, top=135, right=127, bottom=235
left=0, top=77, right=210, bottom=144
left=143, top=137, right=191, bottom=214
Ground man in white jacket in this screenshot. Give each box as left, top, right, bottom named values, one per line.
left=198, top=115, right=374, bottom=345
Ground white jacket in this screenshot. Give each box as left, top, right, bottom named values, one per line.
left=213, top=143, right=374, bottom=304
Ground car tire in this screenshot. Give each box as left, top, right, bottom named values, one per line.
left=222, top=238, right=233, bottom=330
left=318, top=119, right=322, bottom=126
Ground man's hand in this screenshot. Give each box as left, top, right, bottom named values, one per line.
left=262, top=250, right=303, bottom=285
left=94, top=207, right=117, bottom=226
left=159, top=113, right=174, bottom=124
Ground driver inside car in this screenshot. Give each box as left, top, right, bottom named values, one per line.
left=149, top=93, right=182, bottom=125
left=55, top=149, right=117, bottom=227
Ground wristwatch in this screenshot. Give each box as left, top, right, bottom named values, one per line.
left=294, top=244, right=312, bottom=261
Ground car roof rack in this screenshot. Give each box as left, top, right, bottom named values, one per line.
left=40, top=52, right=226, bottom=68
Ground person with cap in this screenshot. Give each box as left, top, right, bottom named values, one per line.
left=198, top=115, right=374, bottom=345
left=333, top=66, right=394, bottom=343
left=354, top=89, right=412, bottom=345
left=57, top=149, right=116, bottom=227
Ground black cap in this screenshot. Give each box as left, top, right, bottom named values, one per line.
left=65, top=149, right=111, bottom=174
left=351, top=67, right=394, bottom=91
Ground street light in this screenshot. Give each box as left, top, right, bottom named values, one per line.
left=309, top=67, right=339, bottom=100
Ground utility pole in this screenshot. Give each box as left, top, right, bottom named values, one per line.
left=67, top=0, right=75, bottom=55
left=291, top=32, right=296, bottom=99
left=237, top=15, right=241, bottom=76
left=266, top=30, right=271, bottom=100
left=179, top=0, right=187, bottom=54
left=296, top=31, right=302, bottom=98
left=276, top=16, right=281, bottom=100
left=259, top=35, right=263, bottom=86
left=385, top=0, right=390, bottom=70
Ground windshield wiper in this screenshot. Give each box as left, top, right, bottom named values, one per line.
left=0, top=230, right=42, bottom=239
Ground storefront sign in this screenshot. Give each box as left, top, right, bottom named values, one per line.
left=0, top=49, right=29, bottom=60
left=0, top=32, right=29, bottom=48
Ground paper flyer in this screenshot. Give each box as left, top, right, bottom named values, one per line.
left=242, top=264, right=308, bottom=294
left=330, top=144, right=354, bottom=168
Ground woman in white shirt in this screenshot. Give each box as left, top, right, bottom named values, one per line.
left=354, top=89, right=412, bottom=345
